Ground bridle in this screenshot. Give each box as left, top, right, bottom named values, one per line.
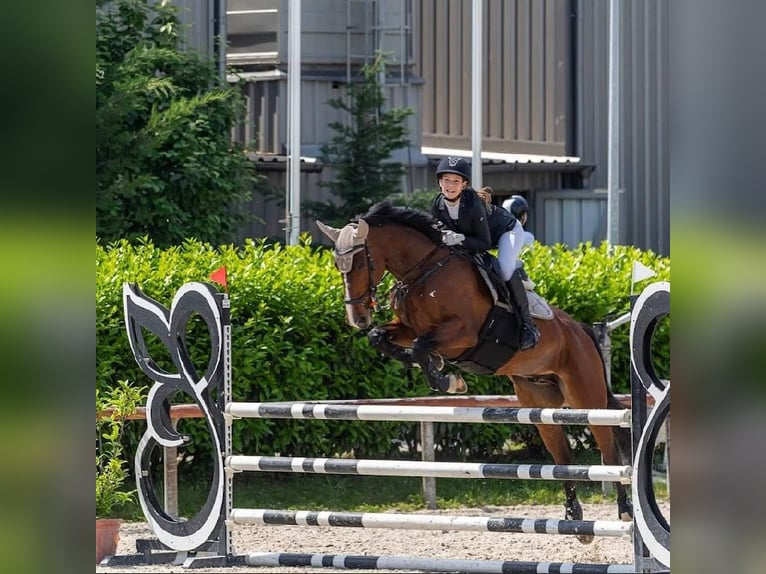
left=335, top=241, right=379, bottom=310
left=336, top=240, right=455, bottom=313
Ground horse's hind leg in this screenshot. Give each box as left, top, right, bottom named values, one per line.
left=589, top=425, right=633, bottom=521
left=532, top=423, right=594, bottom=545
left=558, top=356, right=634, bottom=522
left=512, top=377, right=594, bottom=544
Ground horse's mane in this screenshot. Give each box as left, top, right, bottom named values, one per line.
left=355, top=201, right=443, bottom=245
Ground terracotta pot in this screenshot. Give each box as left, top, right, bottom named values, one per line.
left=96, top=518, right=122, bottom=564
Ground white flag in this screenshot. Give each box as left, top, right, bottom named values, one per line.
left=632, top=260, right=656, bottom=284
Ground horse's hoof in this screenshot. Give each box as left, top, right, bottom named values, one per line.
left=446, top=375, right=467, bottom=394
left=432, top=353, right=445, bottom=371
left=618, top=500, right=634, bottom=521
left=576, top=534, right=595, bottom=545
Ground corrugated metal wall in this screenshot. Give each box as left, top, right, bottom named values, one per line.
left=171, top=0, right=218, bottom=60
left=231, top=78, right=421, bottom=157
left=413, top=0, right=570, bottom=156
left=575, top=0, right=669, bottom=255
left=537, top=189, right=607, bottom=248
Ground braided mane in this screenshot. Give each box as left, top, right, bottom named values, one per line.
left=355, top=201, right=442, bottom=245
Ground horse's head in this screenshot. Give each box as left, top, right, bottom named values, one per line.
left=317, top=218, right=384, bottom=330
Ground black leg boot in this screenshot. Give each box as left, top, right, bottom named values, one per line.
left=506, top=271, right=540, bottom=350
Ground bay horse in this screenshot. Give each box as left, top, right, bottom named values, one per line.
left=316, top=202, right=632, bottom=541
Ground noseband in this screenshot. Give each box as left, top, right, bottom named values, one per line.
left=335, top=241, right=378, bottom=310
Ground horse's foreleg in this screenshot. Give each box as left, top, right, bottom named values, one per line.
left=411, top=334, right=466, bottom=394
left=368, top=326, right=417, bottom=367
left=368, top=324, right=446, bottom=374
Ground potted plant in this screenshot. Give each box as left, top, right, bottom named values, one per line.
left=96, top=380, right=143, bottom=564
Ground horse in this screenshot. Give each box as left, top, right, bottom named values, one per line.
left=316, top=201, right=633, bottom=542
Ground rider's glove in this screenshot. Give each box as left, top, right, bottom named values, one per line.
left=442, top=230, right=465, bottom=246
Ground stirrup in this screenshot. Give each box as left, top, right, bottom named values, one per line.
left=519, top=324, right=540, bottom=351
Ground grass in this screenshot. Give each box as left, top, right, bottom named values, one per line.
left=115, top=471, right=668, bottom=520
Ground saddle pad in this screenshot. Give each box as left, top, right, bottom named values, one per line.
left=475, top=262, right=553, bottom=320
left=528, top=290, right=554, bottom=320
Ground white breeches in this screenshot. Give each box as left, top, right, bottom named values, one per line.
left=497, top=226, right=524, bottom=281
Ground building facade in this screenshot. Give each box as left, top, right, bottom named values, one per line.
left=173, top=0, right=669, bottom=255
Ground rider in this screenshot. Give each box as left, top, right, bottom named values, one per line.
left=476, top=187, right=540, bottom=350
left=431, top=157, right=491, bottom=252
left=503, top=194, right=535, bottom=248
left=502, top=195, right=536, bottom=285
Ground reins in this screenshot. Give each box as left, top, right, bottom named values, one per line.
left=390, top=246, right=457, bottom=311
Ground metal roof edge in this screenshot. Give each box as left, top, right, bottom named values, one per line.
left=421, top=146, right=582, bottom=165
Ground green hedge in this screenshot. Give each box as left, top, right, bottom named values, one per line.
left=97, top=237, right=669, bottom=468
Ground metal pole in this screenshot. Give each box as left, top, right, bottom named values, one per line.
left=287, top=0, right=302, bottom=245
left=606, top=0, right=621, bottom=247
left=420, top=422, right=437, bottom=509
left=471, top=0, right=483, bottom=191
left=163, top=419, right=179, bottom=518
left=218, top=0, right=227, bottom=80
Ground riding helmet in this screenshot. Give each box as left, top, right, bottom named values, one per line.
left=505, top=195, right=529, bottom=219
left=436, top=157, right=471, bottom=182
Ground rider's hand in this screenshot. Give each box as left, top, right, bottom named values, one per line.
left=442, top=230, right=465, bottom=246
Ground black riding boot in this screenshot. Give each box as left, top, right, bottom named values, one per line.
left=506, top=271, right=540, bottom=351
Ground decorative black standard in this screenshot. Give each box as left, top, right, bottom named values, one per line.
left=122, top=282, right=231, bottom=553
left=630, top=281, right=670, bottom=570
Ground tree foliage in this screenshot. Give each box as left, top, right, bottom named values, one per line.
left=304, top=52, right=414, bottom=226
left=96, top=0, right=258, bottom=247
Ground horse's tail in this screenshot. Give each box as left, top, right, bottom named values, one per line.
left=579, top=322, right=633, bottom=465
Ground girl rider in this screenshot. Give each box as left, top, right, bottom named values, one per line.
left=432, top=158, right=539, bottom=350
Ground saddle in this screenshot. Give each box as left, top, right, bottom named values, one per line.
left=468, top=252, right=553, bottom=320
left=447, top=251, right=553, bottom=376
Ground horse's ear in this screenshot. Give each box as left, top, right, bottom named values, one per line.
left=316, top=220, right=341, bottom=243
left=355, top=219, right=369, bottom=240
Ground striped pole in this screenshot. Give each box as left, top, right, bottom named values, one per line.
left=231, top=508, right=632, bottom=537
left=226, top=402, right=631, bottom=427
left=245, top=552, right=636, bottom=573
left=227, top=455, right=631, bottom=483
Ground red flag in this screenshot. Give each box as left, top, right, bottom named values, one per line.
left=209, top=266, right=227, bottom=288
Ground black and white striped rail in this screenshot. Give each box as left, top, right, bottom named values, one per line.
left=226, top=402, right=631, bottom=427
left=227, top=455, right=631, bottom=483
left=245, top=552, right=636, bottom=573
left=231, top=508, right=632, bottom=537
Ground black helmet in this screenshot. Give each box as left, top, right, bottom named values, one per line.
left=505, top=195, right=529, bottom=219
left=436, top=157, right=471, bottom=182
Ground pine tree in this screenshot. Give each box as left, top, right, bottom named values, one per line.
left=304, top=52, right=414, bottom=226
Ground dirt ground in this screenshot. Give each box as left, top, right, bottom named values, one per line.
left=97, top=501, right=669, bottom=573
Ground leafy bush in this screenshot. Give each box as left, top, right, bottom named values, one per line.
left=97, top=237, right=669, bottom=471
left=97, top=380, right=145, bottom=517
